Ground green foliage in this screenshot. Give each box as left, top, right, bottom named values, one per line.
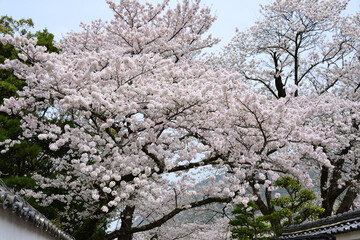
left=0, top=16, right=28, bottom=100
left=267, top=176, right=324, bottom=236
left=72, top=218, right=108, bottom=240
left=0, top=80, right=17, bottom=101
left=0, top=15, right=34, bottom=36
left=2, top=176, right=36, bottom=189
left=0, top=15, right=59, bottom=180
left=32, top=28, right=60, bottom=53
left=230, top=176, right=324, bottom=239
left=0, top=16, right=107, bottom=239
left=0, top=13, right=67, bottom=233
left=229, top=201, right=271, bottom=240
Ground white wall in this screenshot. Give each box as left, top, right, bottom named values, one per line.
left=336, top=231, right=360, bottom=240
left=0, top=208, right=56, bottom=240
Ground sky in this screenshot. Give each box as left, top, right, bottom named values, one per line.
left=0, top=0, right=359, bottom=52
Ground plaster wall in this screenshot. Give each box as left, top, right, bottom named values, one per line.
left=0, top=207, right=55, bottom=240
left=336, top=231, right=360, bottom=240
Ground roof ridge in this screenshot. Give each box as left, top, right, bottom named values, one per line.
left=0, top=181, right=74, bottom=240
left=280, top=208, right=360, bottom=239
left=283, top=208, right=360, bottom=234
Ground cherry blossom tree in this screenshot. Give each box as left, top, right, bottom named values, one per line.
left=0, top=1, right=234, bottom=239
left=0, top=0, right=352, bottom=239
left=133, top=207, right=232, bottom=239
left=219, top=0, right=360, bottom=217
left=299, top=94, right=360, bottom=217
left=220, top=0, right=357, bottom=98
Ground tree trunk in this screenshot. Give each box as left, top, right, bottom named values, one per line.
left=337, top=188, right=358, bottom=214
left=275, top=75, right=286, bottom=98
left=117, top=205, right=135, bottom=240
left=254, top=187, right=281, bottom=237
left=320, top=158, right=348, bottom=218
left=320, top=195, right=337, bottom=218
left=272, top=52, right=286, bottom=98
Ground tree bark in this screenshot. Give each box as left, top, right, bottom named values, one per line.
left=105, top=197, right=231, bottom=240
left=337, top=188, right=358, bottom=214
left=118, top=205, right=135, bottom=240
left=272, top=52, right=286, bottom=98
left=319, top=157, right=348, bottom=218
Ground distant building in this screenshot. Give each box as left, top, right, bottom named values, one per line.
left=0, top=181, right=73, bottom=240
left=279, top=208, right=360, bottom=240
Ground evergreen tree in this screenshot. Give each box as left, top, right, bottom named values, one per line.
left=230, top=176, right=324, bottom=239
left=229, top=201, right=270, bottom=240
left=0, top=15, right=58, bottom=187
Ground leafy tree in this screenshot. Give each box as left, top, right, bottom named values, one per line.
left=229, top=201, right=270, bottom=240
left=266, top=176, right=324, bottom=237
left=0, top=15, right=106, bottom=240
left=32, top=28, right=60, bottom=53
left=0, top=15, right=34, bottom=36
left=230, top=177, right=324, bottom=239
left=0, top=16, right=30, bottom=102
left=0, top=15, right=59, bottom=184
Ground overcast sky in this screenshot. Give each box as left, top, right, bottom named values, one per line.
left=0, top=0, right=359, bottom=52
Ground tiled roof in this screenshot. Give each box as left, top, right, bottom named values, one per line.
left=0, top=181, right=74, bottom=240
left=280, top=208, right=360, bottom=239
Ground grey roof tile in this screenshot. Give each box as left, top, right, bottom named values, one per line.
left=0, top=181, right=74, bottom=240
left=280, top=208, right=360, bottom=239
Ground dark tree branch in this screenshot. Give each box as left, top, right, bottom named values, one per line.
left=104, top=196, right=232, bottom=239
